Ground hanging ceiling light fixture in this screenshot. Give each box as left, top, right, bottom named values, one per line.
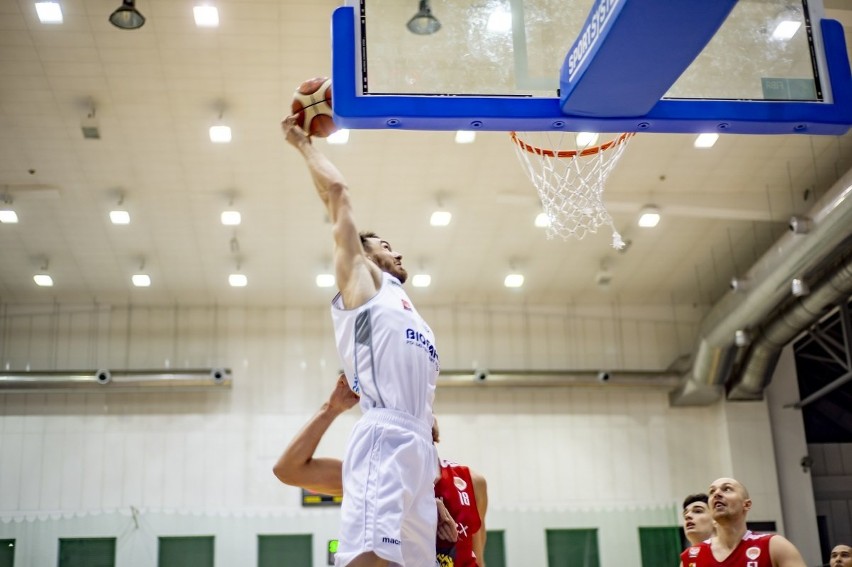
left=109, top=0, right=145, bottom=30
left=407, top=0, right=441, bottom=35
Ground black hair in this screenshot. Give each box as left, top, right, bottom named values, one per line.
left=683, top=493, right=709, bottom=510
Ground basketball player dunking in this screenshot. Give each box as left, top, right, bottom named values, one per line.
left=282, top=116, right=440, bottom=567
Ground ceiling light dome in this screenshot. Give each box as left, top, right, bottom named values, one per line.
left=407, top=0, right=441, bottom=35
left=109, top=0, right=145, bottom=30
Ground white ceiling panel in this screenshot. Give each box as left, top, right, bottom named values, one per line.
left=0, top=0, right=850, bottom=313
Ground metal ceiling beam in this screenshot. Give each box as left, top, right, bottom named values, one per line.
left=788, top=369, right=852, bottom=409
left=807, top=327, right=850, bottom=370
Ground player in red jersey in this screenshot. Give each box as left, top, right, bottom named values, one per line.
left=679, top=478, right=806, bottom=567
left=682, top=493, right=714, bottom=546
left=274, top=374, right=488, bottom=567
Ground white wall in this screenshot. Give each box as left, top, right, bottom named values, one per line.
left=810, top=442, right=852, bottom=550
left=0, top=302, right=791, bottom=566
left=765, top=345, right=821, bottom=565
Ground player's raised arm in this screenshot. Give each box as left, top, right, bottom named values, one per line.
left=281, top=116, right=381, bottom=309
left=272, top=374, right=358, bottom=497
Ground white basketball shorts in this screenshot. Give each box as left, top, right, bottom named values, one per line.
left=335, top=408, right=438, bottom=567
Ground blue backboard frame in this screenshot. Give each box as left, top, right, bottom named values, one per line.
left=330, top=3, right=852, bottom=135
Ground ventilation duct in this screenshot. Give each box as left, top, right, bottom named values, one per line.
left=670, top=166, right=852, bottom=406
left=0, top=368, right=231, bottom=392
left=438, top=368, right=680, bottom=388
left=728, top=250, right=852, bottom=400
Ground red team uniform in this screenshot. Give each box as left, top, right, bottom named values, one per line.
left=435, top=460, right=482, bottom=567
left=680, top=531, right=775, bottom=567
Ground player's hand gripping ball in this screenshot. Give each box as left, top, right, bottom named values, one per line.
left=291, top=77, right=338, bottom=138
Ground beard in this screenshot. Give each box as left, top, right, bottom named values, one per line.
left=389, top=265, right=408, bottom=284
left=369, top=251, right=408, bottom=284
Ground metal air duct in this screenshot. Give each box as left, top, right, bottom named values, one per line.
left=670, top=166, right=852, bottom=406
left=437, top=368, right=680, bottom=388
left=728, top=250, right=852, bottom=400
left=0, top=368, right=231, bottom=392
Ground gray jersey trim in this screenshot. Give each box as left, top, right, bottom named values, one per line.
left=354, top=308, right=385, bottom=408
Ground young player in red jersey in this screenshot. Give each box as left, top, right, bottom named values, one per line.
left=679, top=478, right=805, bottom=567
left=682, top=493, right=714, bottom=546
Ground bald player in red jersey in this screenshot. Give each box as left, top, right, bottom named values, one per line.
left=679, top=477, right=806, bottom=567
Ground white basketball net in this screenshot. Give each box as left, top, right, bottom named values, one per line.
left=510, top=131, right=634, bottom=249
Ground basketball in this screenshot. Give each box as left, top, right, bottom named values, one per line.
left=291, top=77, right=338, bottom=138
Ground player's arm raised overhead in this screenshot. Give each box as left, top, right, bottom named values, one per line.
left=282, top=116, right=381, bottom=309
left=272, top=374, right=358, bottom=497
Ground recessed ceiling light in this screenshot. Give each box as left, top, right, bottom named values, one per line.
left=638, top=206, right=660, bottom=228
left=110, top=210, right=130, bottom=224
left=33, top=274, right=54, bottom=287
left=193, top=5, right=219, bottom=27
left=220, top=210, right=241, bottom=225
left=229, top=273, right=247, bottom=287
left=772, top=20, right=801, bottom=41
left=209, top=125, right=232, bottom=143
left=35, top=1, right=63, bottom=23
left=132, top=274, right=151, bottom=287
left=0, top=210, right=18, bottom=223
left=454, top=131, right=476, bottom=144
left=316, top=273, right=335, bottom=288
left=694, top=133, right=719, bottom=148
left=487, top=8, right=511, bottom=32
left=575, top=132, right=599, bottom=147
left=430, top=211, right=452, bottom=226
left=412, top=274, right=431, bottom=288
left=534, top=212, right=550, bottom=228
left=504, top=273, right=524, bottom=288
left=326, top=129, right=350, bottom=144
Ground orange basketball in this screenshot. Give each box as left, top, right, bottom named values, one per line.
left=291, top=77, right=338, bottom=138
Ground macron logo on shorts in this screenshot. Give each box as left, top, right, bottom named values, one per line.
left=381, top=537, right=401, bottom=545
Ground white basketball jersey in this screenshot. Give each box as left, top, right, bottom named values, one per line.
left=331, top=272, right=439, bottom=425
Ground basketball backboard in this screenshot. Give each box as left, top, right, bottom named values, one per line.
left=330, top=0, right=852, bottom=134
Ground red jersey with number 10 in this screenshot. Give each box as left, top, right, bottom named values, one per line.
left=435, top=459, right=482, bottom=567
left=681, top=531, right=775, bottom=567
